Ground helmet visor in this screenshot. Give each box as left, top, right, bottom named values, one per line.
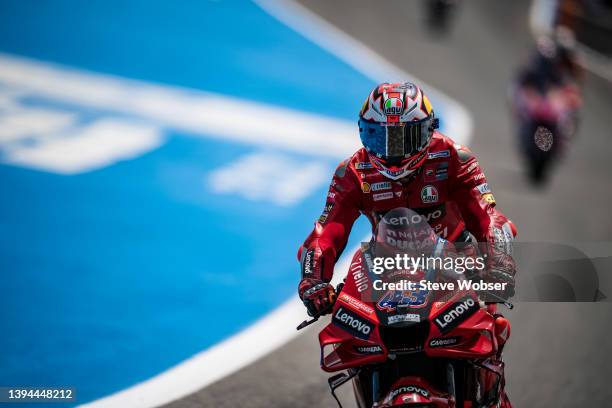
left=359, top=117, right=435, bottom=160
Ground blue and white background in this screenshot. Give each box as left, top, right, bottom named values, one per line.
left=0, top=0, right=466, bottom=406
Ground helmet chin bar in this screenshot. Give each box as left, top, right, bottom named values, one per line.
left=378, top=166, right=415, bottom=180
left=370, top=155, right=416, bottom=180
left=368, top=146, right=429, bottom=180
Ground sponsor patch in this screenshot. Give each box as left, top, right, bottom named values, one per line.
left=354, top=345, right=383, bottom=354
left=482, top=193, right=496, bottom=204
left=361, top=171, right=381, bottom=179
left=466, top=162, right=479, bottom=173
left=361, top=182, right=371, bottom=193
left=429, top=336, right=461, bottom=348
left=301, top=248, right=315, bottom=276
left=420, top=185, right=439, bottom=204
left=388, top=313, right=421, bottom=324
left=419, top=206, right=445, bottom=223
left=435, top=170, right=448, bottom=181
left=428, top=150, right=450, bottom=159
left=333, top=307, right=374, bottom=339
left=384, top=97, right=403, bottom=115
left=318, top=201, right=335, bottom=223
left=433, top=295, right=479, bottom=334
left=352, top=256, right=370, bottom=293
left=382, top=213, right=428, bottom=226
left=371, top=181, right=392, bottom=191
left=378, top=287, right=431, bottom=312
left=355, top=161, right=374, bottom=169
left=423, top=162, right=449, bottom=182
left=385, top=168, right=408, bottom=178
left=338, top=292, right=375, bottom=316
left=436, top=165, right=448, bottom=174
left=388, top=385, right=429, bottom=400
left=476, top=183, right=491, bottom=194
left=373, top=192, right=394, bottom=201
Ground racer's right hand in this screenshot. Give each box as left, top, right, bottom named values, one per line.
left=298, top=278, right=336, bottom=317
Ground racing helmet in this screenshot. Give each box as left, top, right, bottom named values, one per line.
left=359, top=82, right=439, bottom=180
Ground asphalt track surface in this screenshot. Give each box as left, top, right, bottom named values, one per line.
left=167, top=1, right=612, bottom=407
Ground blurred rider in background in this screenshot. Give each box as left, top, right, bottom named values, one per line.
left=517, top=26, right=585, bottom=93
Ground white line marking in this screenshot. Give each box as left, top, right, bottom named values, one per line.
left=208, top=152, right=329, bottom=206
left=0, top=107, right=76, bottom=143
left=81, top=0, right=474, bottom=406
left=5, top=119, right=163, bottom=174
left=0, top=52, right=359, bottom=162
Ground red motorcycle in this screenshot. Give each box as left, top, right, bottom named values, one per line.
left=298, top=208, right=512, bottom=407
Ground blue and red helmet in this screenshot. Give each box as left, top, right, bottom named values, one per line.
left=359, top=82, right=439, bottom=180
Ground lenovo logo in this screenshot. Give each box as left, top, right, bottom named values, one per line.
left=433, top=295, right=479, bottom=333
left=333, top=307, right=373, bottom=339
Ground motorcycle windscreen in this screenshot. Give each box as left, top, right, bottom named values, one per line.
left=370, top=207, right=443, bottom=327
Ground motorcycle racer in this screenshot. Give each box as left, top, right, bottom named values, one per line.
left=297, top=82, right=517, bottom=318
left=517, top=26, right=585, bottom=93
left=298, top=82, right=516, bottom=407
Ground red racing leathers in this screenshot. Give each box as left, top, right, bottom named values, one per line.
left=298, top=131, right=517, bottom=290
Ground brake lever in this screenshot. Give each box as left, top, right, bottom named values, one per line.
left=296, top=316, right=319, bottom=331
left=296, top=301, right=335, bottom=331
left=463, top=271, right=514, bottom=310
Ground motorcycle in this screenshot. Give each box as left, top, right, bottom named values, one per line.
left=510, top=81, right=582, bottom=183
left=298, top=208, right=512, bottom=408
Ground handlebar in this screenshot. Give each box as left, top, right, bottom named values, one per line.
left=296, top=285, right=340, bottom=331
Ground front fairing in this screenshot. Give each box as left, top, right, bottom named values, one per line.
left=320, top=257, right=497, bottom=372
left=319, top=209, right=497, bottom=372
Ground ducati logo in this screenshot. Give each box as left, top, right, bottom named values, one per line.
left=421, top=185, right=439, bottom=203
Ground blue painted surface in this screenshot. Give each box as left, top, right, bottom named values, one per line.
left=0, top=0, right=378, bottom=405
left=0, top=0, right=371, bottom=117
left=0, top=1, right=451, bottom=405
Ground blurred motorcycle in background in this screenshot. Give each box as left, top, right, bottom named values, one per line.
left=510, top=27, right=584, bottom=183
left=510, top=77, right=582, bottom=183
